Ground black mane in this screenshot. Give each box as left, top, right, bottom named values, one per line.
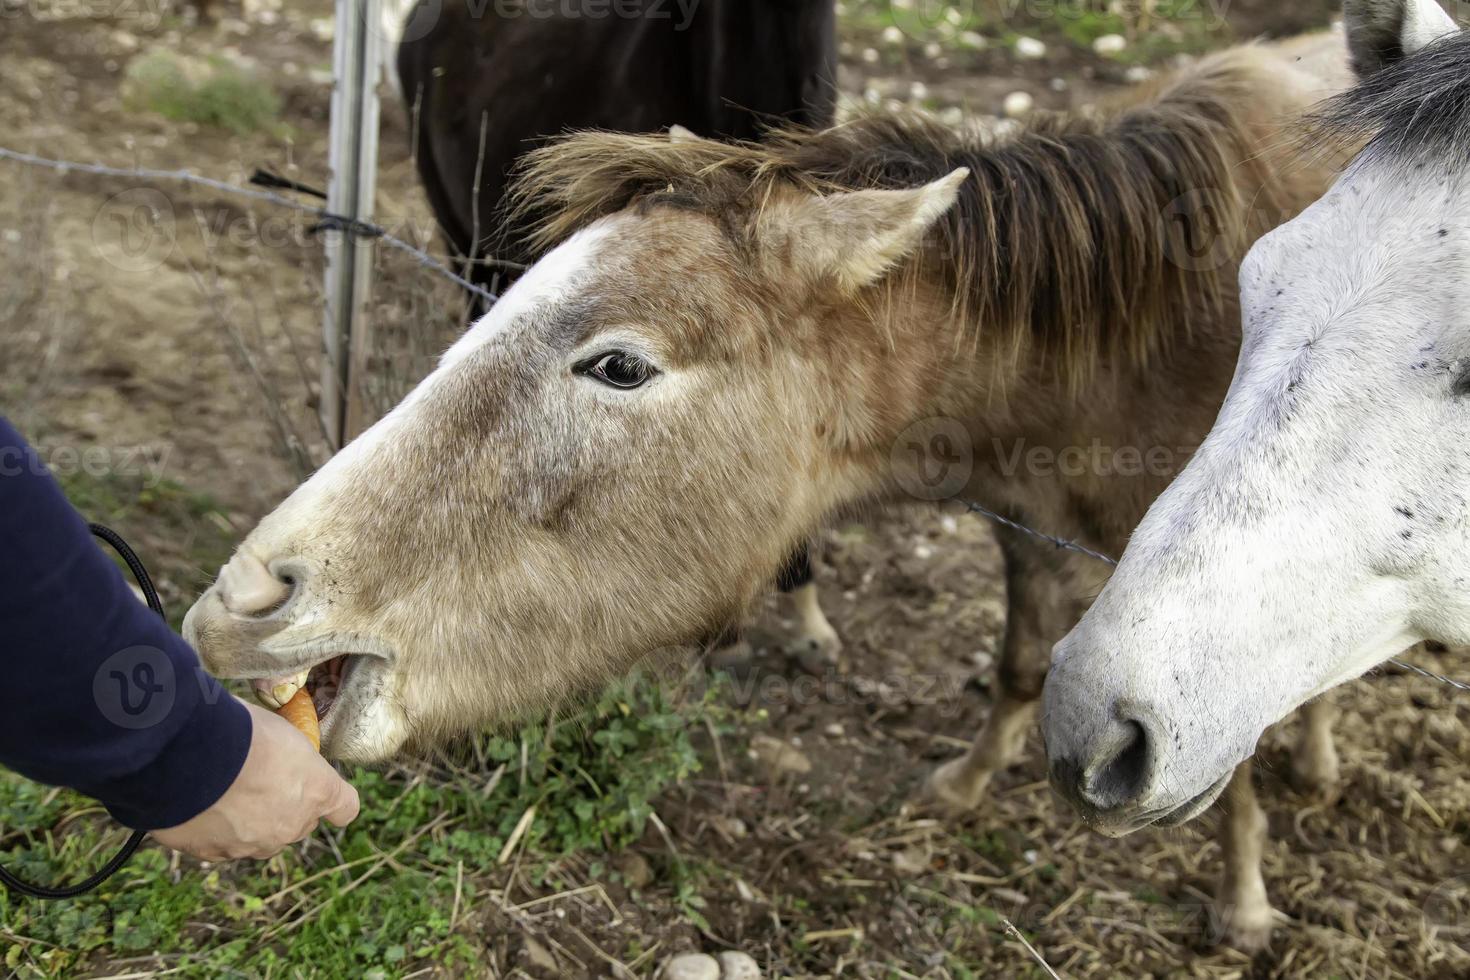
left=1314, top=30, right=1470, bottom=165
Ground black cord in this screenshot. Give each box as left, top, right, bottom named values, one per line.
left=0, top=524, right=155, bottom=901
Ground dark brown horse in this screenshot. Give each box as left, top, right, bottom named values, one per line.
left=394, top=0, right=838, bottom=297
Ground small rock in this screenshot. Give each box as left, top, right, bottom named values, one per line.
left=881, top=25, right=904, bottom=45
left=1092, top=33, right=1127, bottom=56
left=825, top=722, right=845, bottom=738
left=1124, top=65, right=1155, bottom=84
left=1014, top=36, right=1046, bottom=60
left=861, top=47, right=880, bottom=64
left=1002, top=91, right=1034, bottom=119
left=938, top=106, right=965, bottom=126
left=1049, top=77, right=1068, bottom=92
left=914, top=543, right=934, bottom=559
left=717, top=951, right=762, bottom=980
left=909, top=81, right=928, bottom=101
left=712, top=814, right=748, bottom=840
left=663, top=953, right=720, bottom=980
left=959, top=30, right=987, bottom=50
left=924, top=41, right=943, bottom=60
left=750, top=735, right=812, bottom=776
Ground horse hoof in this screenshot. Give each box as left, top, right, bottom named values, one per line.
left=1221, top=906, right=1277, bottom=953
left=921, top=757, right=989, bottom=813
left=786, top=628, right=841, bottom=676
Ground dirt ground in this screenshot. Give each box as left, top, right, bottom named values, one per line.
left=2, top=0, right=1469, bottom=977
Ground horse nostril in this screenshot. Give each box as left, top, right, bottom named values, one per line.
left=1081, top=718, right=1155, bottom=812
left=218, top=551, right=297, bottom=618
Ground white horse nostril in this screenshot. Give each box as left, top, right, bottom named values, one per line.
left=218, top=551, right=294, bottom=617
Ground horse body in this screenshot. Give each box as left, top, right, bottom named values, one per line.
left=186, top=33, right=1348, bottom=949
left=1044, top=0, right=1468, bottom=842
left=395, top=0, right=838, bottom=288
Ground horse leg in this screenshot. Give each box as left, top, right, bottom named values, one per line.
left=1215, top=760, right=1276, bottom=951
left=923, top=545, right=1059, bottom=811
left=1290, top=697, right=1340, bottom=804
left=778, top=544, right=841, bottom=674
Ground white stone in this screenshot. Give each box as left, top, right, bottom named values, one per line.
left=959, top=30, right=987, bottom=50
left=1092, top=33, right=1127, bottom=56
left=1002, top=90, right=1034, bottom=118
left=881, top=25, right=905, bottom=45
left=717, top=952, right=762, bottom=980
left=909, top=81, right=929, bottom=101
left=663, top=954, right=720, bottom=980
left=861, top=47, right=880, bottom=64
left=1014, top=36, right=1046, bottom=59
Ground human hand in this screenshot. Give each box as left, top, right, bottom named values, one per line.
left=150, top=700, right=359, bottom=861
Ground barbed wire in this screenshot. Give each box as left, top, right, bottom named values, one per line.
left=1, top=143, right=1463, bottom=694
left=0, top=145, right=501, bottom=306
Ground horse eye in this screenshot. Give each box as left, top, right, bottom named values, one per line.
left=579, top=351, right=655, bottom=389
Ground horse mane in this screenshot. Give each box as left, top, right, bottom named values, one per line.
left=512, top=52, right=1285, bottom=385
left=1311, top=30, right=1470, bottom=166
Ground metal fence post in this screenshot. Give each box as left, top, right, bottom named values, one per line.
left=321, top=0, right=383, bottom=452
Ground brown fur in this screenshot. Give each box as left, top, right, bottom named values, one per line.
left=514, top=48, right=1320, bottom=388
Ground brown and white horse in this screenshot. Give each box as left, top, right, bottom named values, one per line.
left=186, top=34, right=1349, bottom=948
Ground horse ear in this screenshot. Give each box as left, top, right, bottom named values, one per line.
left=1344, top=0, right=1459, bottom=77
left=772, top=168, right=970, bottom=293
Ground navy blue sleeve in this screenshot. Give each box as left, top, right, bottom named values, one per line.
left=0, top=417, right=252, bottom=830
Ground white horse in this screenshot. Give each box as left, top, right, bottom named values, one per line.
left=1044, top=0, right=1465, bottom=833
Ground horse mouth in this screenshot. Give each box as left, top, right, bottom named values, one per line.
left=1089, top=771, right=1233, bottom=838
left=250, top=651, right=387, bottom=747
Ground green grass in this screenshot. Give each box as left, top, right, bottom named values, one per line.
left=1, top=468, right=734, bottom=977
left=124, top=50, right=283, bottom=136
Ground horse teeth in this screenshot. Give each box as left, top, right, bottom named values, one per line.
left=252, top=670, right=309, bottom=709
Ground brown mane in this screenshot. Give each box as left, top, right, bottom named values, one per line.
left=511, top=53, right=1290, bottom=385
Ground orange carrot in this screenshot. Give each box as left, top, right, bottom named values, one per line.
left=276, top=688, right=320, bottom=752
